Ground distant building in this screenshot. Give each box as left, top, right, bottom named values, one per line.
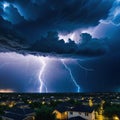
left=14, top=102, right=29, bottom=109
left=2, top=107, right=35, bottom=120
left=53, top=103, right=95, bottom=120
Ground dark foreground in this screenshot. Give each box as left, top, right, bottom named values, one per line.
left=0, top=93, right=120, bottom=120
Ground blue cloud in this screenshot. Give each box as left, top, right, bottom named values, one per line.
left=107, top=0, right=120, bottom=26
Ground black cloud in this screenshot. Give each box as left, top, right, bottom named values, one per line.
left=16, top=0, right=113, bottom=38
left=0, top=30, right=108, bottom=58
left=0, top=0, right=114, bottom=58
left=0, top=0, right=114, bottom=39
left=0, top=28, right=28, bottom=52
left=3, top=5, right=24, bottom=24
left=30, top=32, right=108, bottom=57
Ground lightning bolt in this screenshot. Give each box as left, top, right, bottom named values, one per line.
left=39, top=58, right=48, bottom=93
left=61, top=59, right=80, bottom=92
left=77, top=60, right=94, bottom=80
left=77, top=62, right=94, bottom=71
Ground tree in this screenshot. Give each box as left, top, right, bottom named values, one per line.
left=35, top=105, right=56, bottom=120
left=104, top=104, right=120, bottom=118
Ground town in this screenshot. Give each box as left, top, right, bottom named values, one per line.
left=0, top=93, right=119, bottom=120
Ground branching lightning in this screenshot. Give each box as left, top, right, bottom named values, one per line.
left=77, top=62, right=94, bottom=71
left=61, top=59, right=94, bottom=93
left=0, top=54, right=93, bottom=93
left=61, top=59, right=80, bottom=92
left=77, top=60, right=94, bottom=80
left=39, top=58, right=48, bottom=93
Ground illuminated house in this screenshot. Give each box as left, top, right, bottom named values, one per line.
left=67, top=105, right=95, bottom=120
left=53, top=104, right=95, bottom=120
left=53, top=103, right=71, bottom=120
left=53, top=105, right=68, bottom=119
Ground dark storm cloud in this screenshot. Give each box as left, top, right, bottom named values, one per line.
left=2, top=4, right=24, bottom=24
left=77, top=33, right=109, bottom=56
left=0, top=28, right=28, bottom=52
left=0, top=16, right=12, bottom=29
left=16, top=0, right=113, bottom=35
left=0, top=0, right=114, bottom=57
left=30, top=32, right=108, bottom=57
left=0, top=0, right=114, bottom=37
left=0, top=30, right=108, bottom=57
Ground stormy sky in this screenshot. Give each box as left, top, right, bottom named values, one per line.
left=0, top=0, right=120, bottom=93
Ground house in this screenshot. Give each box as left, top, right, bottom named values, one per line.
left=68, top=116, right=86, bottom=120
left=67, top=105, right=95, bottom=120
left=2, top=113, right=27, bottom=120
left=53, top=103, right=72, bottom=120
left=2, top=107, right=35, bottom=120
left=14, top=102, right=29, bottom=109
left=53, top=109, right=68, bottom=120
left=53, top=104, right=95, bottom=120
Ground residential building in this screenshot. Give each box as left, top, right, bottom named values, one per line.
left=2, top=107, right=35, bottom=120
left=53, top=104, right=95, bottom=120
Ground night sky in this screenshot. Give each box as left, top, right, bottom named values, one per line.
left=0, top=0, right=120, bottom=93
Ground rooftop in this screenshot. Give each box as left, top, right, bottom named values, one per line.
left=68, top=116, right=86, bottom=120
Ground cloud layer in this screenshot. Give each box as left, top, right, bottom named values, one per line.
left=0, top=0, right=114, bottom=58
left=0, top=30, right=108, bottom=58
left=107, top=0, right=120, bottom=25
left=0, top=0, right=113, bottom=37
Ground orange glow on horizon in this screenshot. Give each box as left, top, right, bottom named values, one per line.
left=0, top=89, right=15, bottom=93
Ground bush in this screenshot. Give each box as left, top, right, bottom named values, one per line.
left=35, top=105, right=56, bottom=120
